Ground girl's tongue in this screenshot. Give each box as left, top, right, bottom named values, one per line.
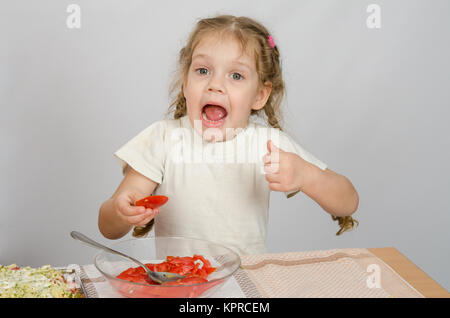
left=203, top=105, right=227, bottom=121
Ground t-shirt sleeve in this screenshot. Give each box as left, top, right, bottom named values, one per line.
left=113, top=121, right=167, bottom=184
left=276, top=131, right=327, bottom=198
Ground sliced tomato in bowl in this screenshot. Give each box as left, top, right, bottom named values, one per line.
left=115, top=254, right=219, bottom=297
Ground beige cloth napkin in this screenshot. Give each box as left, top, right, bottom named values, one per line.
left=72, top=247, right=424, bottom=298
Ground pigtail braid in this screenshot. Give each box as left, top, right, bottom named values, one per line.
left=332, top=215, right=359, bottom=236
left=173, top=90, right=187, bottom=119
left=132, top=219, right=155, bottom=238
left=263, top=103, right=283, bottom=130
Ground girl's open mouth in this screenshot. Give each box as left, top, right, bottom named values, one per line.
left=201, top=104, right=227, bottom=128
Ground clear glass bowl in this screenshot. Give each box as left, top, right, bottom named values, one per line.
left=94, top=236, right=241, bottom=298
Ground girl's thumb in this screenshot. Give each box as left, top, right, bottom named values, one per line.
left=131, top=190, right=145, bottom=202
left=267, top=140, right=280, bottom=153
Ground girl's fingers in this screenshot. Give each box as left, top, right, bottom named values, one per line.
left=263, top=153, right=277, bottom=163
left=135, top=215, right=155, bottom=227
left=268, top=182, right=284, bottom=192
left=264, top=162, right=279, bottom=174
left=263, top=153, right=280, bottom=165
left=264, top=171, right=280, bottom=183
left=118, top=200, right=146, bottom=216
left=115, top=192, right=161, bottom=225
left=127, top=208, right=159, bottom=225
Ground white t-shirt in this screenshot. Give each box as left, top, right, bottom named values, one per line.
left=114, top=115, right=327, bottom=255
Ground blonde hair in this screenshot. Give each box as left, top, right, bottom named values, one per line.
left=133, top=14, right=358, bottom=238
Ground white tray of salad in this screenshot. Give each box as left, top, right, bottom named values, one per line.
left=0, top=264, right=86, bottom=298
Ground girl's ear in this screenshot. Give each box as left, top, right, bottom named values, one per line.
left=252, top=81, right=272, bottom=111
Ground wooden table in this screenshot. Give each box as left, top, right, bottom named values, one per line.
left=368, top=247, right=449, bottom=298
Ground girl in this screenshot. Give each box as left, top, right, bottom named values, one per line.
left=98, top=15, right=359, bottom=255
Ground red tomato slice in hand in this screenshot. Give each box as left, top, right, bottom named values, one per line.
left=135, top=195, right=169, bottom=209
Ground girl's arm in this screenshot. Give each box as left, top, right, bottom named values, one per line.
left=301, top=166, right=359, bottom=217
left=98, top=166, right=159, bottom=239
left=264, top=140, right=359, bottom=217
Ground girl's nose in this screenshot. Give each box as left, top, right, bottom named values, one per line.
left=207, top=74, right=225, bottom=94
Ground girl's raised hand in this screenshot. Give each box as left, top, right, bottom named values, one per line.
left=262, top=140, right=312, bottom=193
left=113, top=189, right=160, bottom=227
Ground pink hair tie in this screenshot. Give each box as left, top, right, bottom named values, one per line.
left=267, top=35, right=275, bottom=48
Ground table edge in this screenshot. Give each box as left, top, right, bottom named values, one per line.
left=368, top=247, right=449, bottom=298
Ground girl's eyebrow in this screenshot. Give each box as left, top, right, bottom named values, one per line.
left=192, top=54, right=252, bottom=71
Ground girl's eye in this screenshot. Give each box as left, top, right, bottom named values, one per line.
left=195, top=68, right=243, bottom=81
left=231, top=72, right=243, bottom=81
left=195, top=68, right=209, bottom=75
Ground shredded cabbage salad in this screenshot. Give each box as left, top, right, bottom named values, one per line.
left=0, top=264, right=83, bottom=298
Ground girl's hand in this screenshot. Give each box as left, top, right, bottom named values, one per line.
left=262, top=140, right=312, bottom=192
left=113, top=189, right=160, bottom=227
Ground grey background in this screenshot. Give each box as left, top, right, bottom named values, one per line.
left=1, top=0, right=449, bottom=291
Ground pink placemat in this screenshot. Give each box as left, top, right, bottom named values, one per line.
left=235, top=247, right=424, bottom=298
